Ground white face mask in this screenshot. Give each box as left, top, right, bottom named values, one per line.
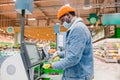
left=63, top=21, right=71, bottom=29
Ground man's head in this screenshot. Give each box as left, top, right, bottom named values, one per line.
left=57, top=5, right=76, bottom=24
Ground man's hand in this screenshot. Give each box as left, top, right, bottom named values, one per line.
left=49, top=51, right=59, bottom=61
left=42, top=63, right=52, bottom=69
left=53, top=56, right=60, bottom=61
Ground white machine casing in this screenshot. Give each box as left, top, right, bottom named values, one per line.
left=0, top=54, right=29, bottom=80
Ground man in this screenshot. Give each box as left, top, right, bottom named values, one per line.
left=43, top=5, right=94, bottom=80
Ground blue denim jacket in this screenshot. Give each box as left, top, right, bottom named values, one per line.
left=52, top=18, right=94, bottom=80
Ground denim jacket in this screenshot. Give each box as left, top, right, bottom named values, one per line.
left=52, top=18, right=94, bottom=80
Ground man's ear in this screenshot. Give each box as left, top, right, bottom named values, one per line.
left=68, top=14, right=71, bottom=18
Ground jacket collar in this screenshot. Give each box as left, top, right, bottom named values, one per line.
left=67, top=17, right=83, bottom=31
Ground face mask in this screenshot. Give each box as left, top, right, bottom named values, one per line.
left=63, top=21, right=71, bottom=29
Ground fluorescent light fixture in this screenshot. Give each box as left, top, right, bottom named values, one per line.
left=90, top=25, right=94, bottom=28
left=83, top=6, right=92, bottom=10
left=65, top=4, right=70, bottom=6
left=13, top=0, right=16, bottom=2
left=28, top=18, right=36, bottom=21
left=56, top=23, right=60, bottom=25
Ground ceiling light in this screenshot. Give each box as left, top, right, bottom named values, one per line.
left=90, top=25, right=94, bottom=28
left=28, top=18, right=36, bottom=21
left=65, top=4, right=70, bottom=6
left=83, top=6, right=92, bottom=10
left=13, top=0, right=16, bottom=2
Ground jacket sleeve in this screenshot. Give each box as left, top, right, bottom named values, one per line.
left=52, top=23, right=87, bottom=70
left=57, top=51, right=65, bottom=58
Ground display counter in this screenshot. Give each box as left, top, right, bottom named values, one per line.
left=93, top=38, right=120, bottom=63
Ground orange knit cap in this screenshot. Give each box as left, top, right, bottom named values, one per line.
left=57, top=5, right=75, bottom=20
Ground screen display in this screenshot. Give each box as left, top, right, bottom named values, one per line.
left=25, top=43, right=41, bottom=65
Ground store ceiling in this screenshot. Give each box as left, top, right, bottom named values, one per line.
left=0, top=0, right=119, bottom=26
left=0, top=0, right=119, bottom=41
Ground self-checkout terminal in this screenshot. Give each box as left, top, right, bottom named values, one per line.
left=0, top=42, right=63, bottom=80
left=0, top=42, right=41, bottom=80
left=0, top=41, right=56, bottom=80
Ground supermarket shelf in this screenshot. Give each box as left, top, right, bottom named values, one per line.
left=94, top=55, right=106, bottom=62
left=94, top=55, right=118, bottom=63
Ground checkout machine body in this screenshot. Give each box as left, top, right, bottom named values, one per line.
left=0, top=43, right=48, bottom=80
left=0, top=54, right=29, bottom=80
left=0, top=38, right=65, bottom=80
left=0, top=45, right=60, bottom=80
